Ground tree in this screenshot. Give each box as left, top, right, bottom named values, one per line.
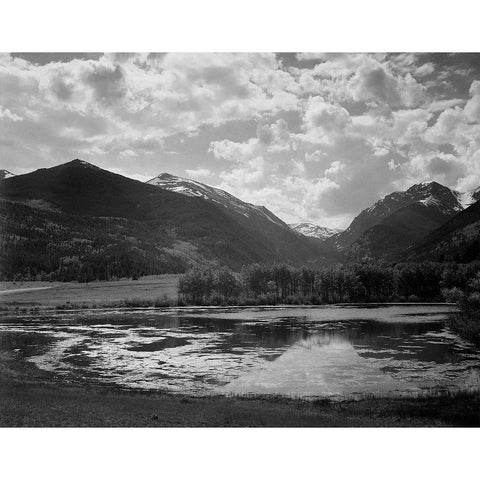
left=215, top=267, right=240, bottom=300
left=178, top=266, right=214, bottom=304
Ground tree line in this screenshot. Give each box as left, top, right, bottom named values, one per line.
left=445, top=271, right=480, bottom=347
left=178, top=261, right=480, bottom=305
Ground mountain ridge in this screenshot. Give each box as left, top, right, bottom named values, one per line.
left=0, top=159, right=327, bottom=280
left=147, top=172, right=289, bottom=229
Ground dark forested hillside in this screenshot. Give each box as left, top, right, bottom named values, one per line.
left=0, top=160, right=325, bottom=280
left=344, top=201, right=459, bottom=262
left=408, top=200, right=480, bottom=263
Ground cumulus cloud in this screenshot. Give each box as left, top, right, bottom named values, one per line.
left=464, top=80, right=480, bottom=122
left=185, top=168, right=212, bottom=179
left=415, top=62, right=435, bottom=77
left=0, top=106, right=22, bottom=122
left=301, top=96, right=351, bottom=143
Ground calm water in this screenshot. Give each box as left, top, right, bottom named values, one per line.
left=1, top=305, right=479, bottom=398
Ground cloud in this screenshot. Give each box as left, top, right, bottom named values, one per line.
left=415, top=62, right=435, bottom=77
left=301, top=96, right=351, bottom=143
left=464, top=80, right=480, bottom=122
left=0, top=105, right=22, bottom=122
left=348, top=60, right=426, bottom=108
left=185, top=167, right=212, bottom=179
left=119, top=149, right=138, bottom=157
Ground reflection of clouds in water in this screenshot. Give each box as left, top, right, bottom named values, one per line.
left=0, top=304, right=478, bottom=397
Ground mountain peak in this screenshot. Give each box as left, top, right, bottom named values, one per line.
left=0, top=169, right=15, bottom=180
left=153, top=172, right=178, bottom=180
left=68, top=159, right=99, bottom=169
left=406, top=181, right=446, bottom=193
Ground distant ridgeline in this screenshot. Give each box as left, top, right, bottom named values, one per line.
left=1, top=159, right=480, bottom=282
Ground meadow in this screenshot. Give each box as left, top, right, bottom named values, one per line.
left=0, top=275, right=180, bottom=308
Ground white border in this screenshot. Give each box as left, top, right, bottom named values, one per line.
left=0, top=428, right=478, bottom=479
left=1, top=0, right=480, bottom=52
left=0, top=1, right=479, bottom=478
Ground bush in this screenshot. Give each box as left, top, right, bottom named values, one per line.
left=450, top=293, right=480, bottom=346
left=441, top=287, right=464, bottom=303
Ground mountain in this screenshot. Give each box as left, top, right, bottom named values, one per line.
left=289, top=222, right=342, bottom=240
left=336, top=181, right=479, bottom=262
left=334, top=182, right=469, bottom=250
left=0, top=160, right=326, bottom=281
left=147, top=173, right=288, bottom=229
left=147, top=172, right=332, bottom=265
left=0, top=169, right=14, bottom=180
left=408, top=199, right=480, bottom=263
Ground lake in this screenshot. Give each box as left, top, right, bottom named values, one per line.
left=1, top=304, right=479, bottom=399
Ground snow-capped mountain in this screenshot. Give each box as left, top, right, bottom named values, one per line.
left=0, top=169, right=14, bottom=180
left=289, top=222, right=342, bottom=240
left=336, top=181, right=479, bottom=250
left=147, top=172, right=288, bottom=228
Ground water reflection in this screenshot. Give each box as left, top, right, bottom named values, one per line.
left=0, top=305, right=479, bottom=397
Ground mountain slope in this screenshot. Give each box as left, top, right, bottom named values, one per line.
left=147, top=172, right=331, bottom=263
left=334, top=182, right=467, bottom=250
left=0, top=170, right=14, bottom=180
left=0, top=160, right=325, bottom=280
left=344, top=200, right=459, bottom=262
left=289, top=222, right=342, bottom=240
left=147, top=173, right=288, bottom=228
left=407, top=200, right=480, bottom=263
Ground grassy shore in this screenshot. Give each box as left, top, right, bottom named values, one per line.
left=2, top=377, right=479, bottom=427
left=0, top=275, right=180, bottom=308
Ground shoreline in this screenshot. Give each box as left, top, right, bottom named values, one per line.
left=2, top=373, right=479, bottom=427
left=0, top=301, right=457, bottom=314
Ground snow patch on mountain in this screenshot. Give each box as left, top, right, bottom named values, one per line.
left=0, top=169, right=15, bottom=180
left=455, top=190, right=477, bottom=209
left=147, top=173, right=288, bottom=228
left=290, top=222, right=342, bottom=240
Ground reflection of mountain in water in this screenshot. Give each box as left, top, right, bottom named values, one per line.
left=222, top=336, right=413, bottom=397
left=176, top=315, right=467, bottom=367
left=3, top=307, right=480, bottom=396
left=88, top=312, right=477, bottom=368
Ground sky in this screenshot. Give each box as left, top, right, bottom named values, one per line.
left=1, top=52, right=480, bottom=229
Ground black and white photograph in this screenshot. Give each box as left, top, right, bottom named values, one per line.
left=0, top=1, right=479, bottom=479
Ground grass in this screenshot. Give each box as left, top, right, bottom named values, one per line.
left=1, top=374, right=479, bottom=427
left=0, top=275, right=180, bottom=308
